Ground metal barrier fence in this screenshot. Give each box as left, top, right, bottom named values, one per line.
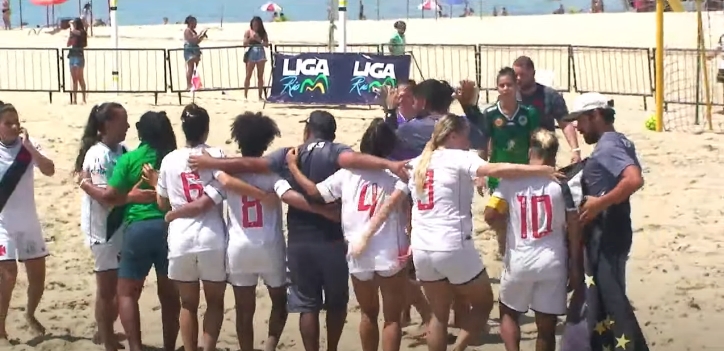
left=0, top=44, right=715, bottom=112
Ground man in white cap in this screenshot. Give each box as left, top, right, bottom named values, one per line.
left=560, top=92, right=644, bottom=289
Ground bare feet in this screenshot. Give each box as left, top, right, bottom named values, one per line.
left=93, top=331, right=126, bottom=349
left=25, top=313, right=45, bottom=336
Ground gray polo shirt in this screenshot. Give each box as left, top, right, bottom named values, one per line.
left=265, top=139, right=352, bottom=244
left=582, top=131, right=641, bottom=253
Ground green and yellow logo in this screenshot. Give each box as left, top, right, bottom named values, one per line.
left=281, top=58, right=330, bottom=96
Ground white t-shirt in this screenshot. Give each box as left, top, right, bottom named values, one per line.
left=493, top=177, right=574, bottom=280
left=80, top=142, right=126, bottom=246
left=407, top=149, right=486, bottom=251
left=0, top=138, right=46, bottom=236
left=206, top=172, right=292, bottom=273
left=156, top=145, right=226, bottom=258
left=316, top=169, right=409, bottom=273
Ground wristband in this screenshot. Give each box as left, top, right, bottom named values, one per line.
left=572, top=148, right=581, bottom=152
left=79, top=178, right=90, bottom=187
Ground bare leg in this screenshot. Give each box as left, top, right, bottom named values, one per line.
left=255, top=61, right=266, bottom=100
left=351, top=276, right=379, bottom=351
left=71, top=69, right=79, bottom=105
left=264, top=286, right=288, bottom=351
left=177, top=281, right=200, bottom=351
left=185, top=61, right=194, bottom=90
left=157, top=275, right=180, bottom=351
left=233, top=285, right=256, bottom=351
left=299, top=311, right=320, bottom=351
left=499, top=303, right=521, bottom=351
left=200, top=281, right=225, bottom=351
left=79, top=67, right=87, bottom=104
left=23, top=257, right=46, bottom=336
left=118, top=278, right=144, bottom=351
left=0, top=261, right=18, bottom=344
left=534, top=312, right=557, bottom=351
left=378, top=272, right=406, bottom=351
left=450, top=271, right=494, bottom=351
left=421, top=281, right=453, bottom=351
left=243, top=62, right=255, bottom=99
left=95, top=270, right=121, bottom=351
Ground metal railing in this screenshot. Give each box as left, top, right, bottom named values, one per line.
left=0, top=44, right=714, bottom=112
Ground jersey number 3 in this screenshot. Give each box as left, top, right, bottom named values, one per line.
left=180, top=171, right=203, bottom=202
left=241, top=196, right=264, bottom=228
left=516, top=194, right=553, bottom=239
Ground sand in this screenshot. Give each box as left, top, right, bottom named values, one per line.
left=0, top=12, right=721, bottom=351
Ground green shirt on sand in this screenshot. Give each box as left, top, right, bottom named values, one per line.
left=484, top=102, right=540, bottom=190
left=107, top=143, right=165, bottom=224
left=389, top=33, right=405, bottom=55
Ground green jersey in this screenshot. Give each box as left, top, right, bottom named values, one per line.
left=484, top=103, right=540, bottom=189
left=389, top=33, right=405, bottom=55
left=107, top=143, right=166, bottom=223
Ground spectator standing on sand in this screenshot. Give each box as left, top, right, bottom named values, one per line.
left=67, top=18, right=88, bottom=105
left=82, top=2, right=92, bottom=32
left=243, top=16, right=269, bottom=101
left=512, top=56, right=582, bottom=163
left=183, top=16, right=207, bottom=91
left=2, top=0, right=9, bottom=30
left=389, top=21, right=406, bottom=56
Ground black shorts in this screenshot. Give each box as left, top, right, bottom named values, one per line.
left=286, top=240, right=349, bottom=313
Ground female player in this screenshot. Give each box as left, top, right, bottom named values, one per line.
left=482, top=67, right=540, bottom=257
left=163, top=111, right=337, bottom=351
left=361, top=114, right=559, bottom=351
left=74, top=102, right=152, bottom=351
left=286, top=118, right=409, bottom=351
left=79, top=111, right=180, bottom=351
left=0, top=102, right=55, bottom=344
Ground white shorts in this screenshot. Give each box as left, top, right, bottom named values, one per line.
left=227, top=244, right=286, bottom=288
left=352, top=264, right=405, bottom=282
left=168, top=250, right=226, bottom=282
left=89, top=228, right=123, bottom=272
left=0, top=228, right=48, bottom=262
left=412, top=245, right=484, bottom=285
left=499, top=268, right=567, bottom=315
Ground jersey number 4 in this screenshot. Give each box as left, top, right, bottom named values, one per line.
left=180, top=171, right=203, bottom=202
left=357, top=183, right=380, bottom=218
left=516, top=194, right=553, bottom=239
left=240, top=196, right=264, bottom=228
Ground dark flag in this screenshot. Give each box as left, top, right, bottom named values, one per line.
left=559, top=160, right=649, bottom=351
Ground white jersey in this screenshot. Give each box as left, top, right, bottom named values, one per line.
left=157, top=145, right=226, bottom=258
left=316, top=169, right=409, bottom=273
left=407, top=149, right=486, bottom=251
left=80, top=142, right=125, bottom=246
left=212, top=173, right=292, bottom=273
left=492, top=177, right=575, bottom=280
left=0, top=138, right=45, bottom=236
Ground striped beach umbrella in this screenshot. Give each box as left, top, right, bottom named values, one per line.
left=260, top=2, right=282, bottom=12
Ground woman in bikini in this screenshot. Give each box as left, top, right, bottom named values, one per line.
left=2, top=0, right=9, bottom=30
left=243, top=16, right=269, bottom=101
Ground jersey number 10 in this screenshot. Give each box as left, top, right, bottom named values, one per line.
left=516, top=194, right=553, bottom=239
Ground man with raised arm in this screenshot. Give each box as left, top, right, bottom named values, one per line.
left=188, top=110, right=407, bottom=351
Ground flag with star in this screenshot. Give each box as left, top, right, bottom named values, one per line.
left=559, top=160, right=649, bottom=351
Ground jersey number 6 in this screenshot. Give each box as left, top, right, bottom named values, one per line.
left=180, top=171, right=203, bottom=203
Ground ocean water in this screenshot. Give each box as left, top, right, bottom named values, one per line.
left=9, top=0, right=636, bottom=27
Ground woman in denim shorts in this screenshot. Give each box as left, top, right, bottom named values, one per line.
left=67, top=18, right=88, bottom=104
left=242, top=16, right=268, bottom=101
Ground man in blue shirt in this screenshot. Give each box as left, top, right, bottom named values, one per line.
left=560, top=92, right=644, bottom=288
left=189, top=110, right=407, bottom=351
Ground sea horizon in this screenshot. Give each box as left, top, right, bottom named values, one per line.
left=5, top=0, right=657, bottom=28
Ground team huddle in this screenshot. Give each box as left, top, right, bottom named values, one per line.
left=0, top=55, right=643, bottom=351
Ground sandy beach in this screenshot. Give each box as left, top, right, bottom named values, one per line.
left=0, top=12, right=721, bottom=351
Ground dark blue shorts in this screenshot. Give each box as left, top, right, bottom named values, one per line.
left=286, top=240, right=349, bottom=313
left=118, top=218, right=169, bottom=280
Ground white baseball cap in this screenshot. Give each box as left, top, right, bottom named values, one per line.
left=561, top=92, right=614, bottom=122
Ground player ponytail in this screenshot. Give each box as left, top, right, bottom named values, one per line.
left=359, top=118, right=396, bottom=158
left=136, top=110, right=177, bottom=168
left=414, top=113, right=468, bottom=195
left=180, top=103, right=210, bottom=146
left=73, top=102, right=124, bottom=174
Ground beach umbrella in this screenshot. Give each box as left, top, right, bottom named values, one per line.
left=259, top=1, right=282, bottom=12
left=417, top=0, right=440, bottom=10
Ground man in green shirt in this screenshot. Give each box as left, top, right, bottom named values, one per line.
left=388, top=21, right=406, bottom=56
